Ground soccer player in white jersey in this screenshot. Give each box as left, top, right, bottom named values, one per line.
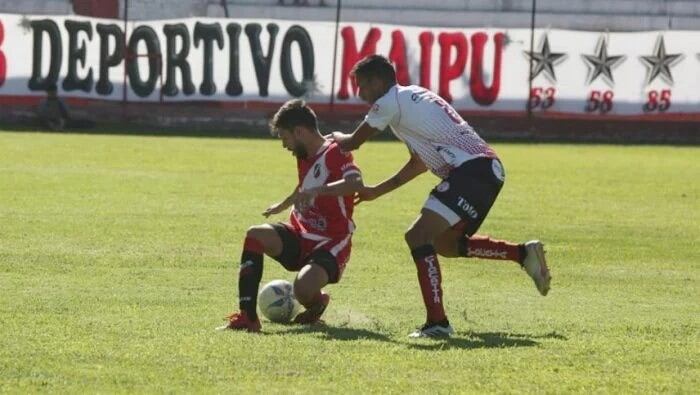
left=332, top=55, right=552, bottom=338
left=218, top=99, right=363, bottom=332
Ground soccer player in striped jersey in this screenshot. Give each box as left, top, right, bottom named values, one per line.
left=218, top=99, right=363, bottom=332
left=332, top=55, right=552, bottom=338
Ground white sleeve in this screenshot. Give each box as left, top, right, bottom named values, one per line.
left=363, top=92, right=399, bottom=131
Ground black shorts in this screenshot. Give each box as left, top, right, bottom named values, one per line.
left=424, top=157, right=505, bottom=237
left=269, top=223, right=347, bottom=284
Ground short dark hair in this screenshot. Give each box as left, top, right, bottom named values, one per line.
left=351, top=55, right=396, bottom=85
left=269, top=99, right=318, bottom=136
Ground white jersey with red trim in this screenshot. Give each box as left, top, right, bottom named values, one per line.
left=290, top=140, right=361, bottom=240
left=364, top=84, right=497, bottom=179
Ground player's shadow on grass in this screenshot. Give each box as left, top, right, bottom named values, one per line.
left=406, top=331, right=552, bottom=351
left=273, top=325, right=566, bottom=350
left=275, top=324, right=396, bottom=343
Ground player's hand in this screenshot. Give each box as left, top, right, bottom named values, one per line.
left=262, top=202, right=286, bottom=217
left=330, top=132, right=352, bottom=150
left=354, top=185, right=381, bottom=205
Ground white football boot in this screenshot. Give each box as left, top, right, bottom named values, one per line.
left=522, top=240, right=551, bottom=296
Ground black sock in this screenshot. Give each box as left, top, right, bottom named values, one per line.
left=238, top=240, right=264, bottom=320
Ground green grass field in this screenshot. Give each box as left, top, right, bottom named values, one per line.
left=1, top=130, right=698, bottom=393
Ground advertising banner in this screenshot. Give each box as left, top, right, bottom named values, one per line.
left=0, top=13, right=699, bottom=117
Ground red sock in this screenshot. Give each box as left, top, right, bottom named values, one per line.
left=411, top=245, right=446, bottom=323
left=461, top=234, right=524, bottom=264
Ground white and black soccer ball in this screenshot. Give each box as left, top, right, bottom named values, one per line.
left=258, top=279, right=301, bottom=323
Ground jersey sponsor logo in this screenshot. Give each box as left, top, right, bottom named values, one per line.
left=468, top=248, right=507, bottom=259
left=436, top=145, right=457, bottom=162
left=340, top=162, right=355, bottom=172
left=305, top=216, right=328, bottom=232
left=491, top=160, right=505, bottom=182
left=436, top=181, right=450, bottom=193
left=424, top=255, right=441, bottom=304
left=410, top=91, right=424, bottom=102
left=435, top=144, right=474, bottom=168
left=456, top=196, right=479, bottom=219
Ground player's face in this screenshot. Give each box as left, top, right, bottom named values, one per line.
left=356, top=75, right=384, bottom=104
left=278, top=128, right=308, bottom=159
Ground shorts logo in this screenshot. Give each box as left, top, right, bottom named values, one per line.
left=491, top=160, right=505, bottom=182
left=371, top=103, right=380, bottom=113
left=313, top=163, right=321, bottom=178
left=436, top=181, right=450, bottom=193
left=457, top=196, right=479, bottom=219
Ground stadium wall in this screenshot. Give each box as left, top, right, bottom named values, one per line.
left=213, top=0, right=700, bottom=31
left=0, top=13, right=698, bottom=142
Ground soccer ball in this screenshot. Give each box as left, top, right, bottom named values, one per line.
left=258, top=279, right=301, bottom=323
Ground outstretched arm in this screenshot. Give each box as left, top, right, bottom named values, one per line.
left=355, top=150, right=427, bottom=204
left=295, top=173, right=364, bottom=208
left=263, top=187, right=298, bottom=217
left=330, top=122, right=381, bottom=151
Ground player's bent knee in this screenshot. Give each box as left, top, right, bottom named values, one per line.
left=245, top=224, right=282, bottom=256
left=293, top=264, right=328, bottom=305
left=404, top=226, right=432, bottom=248
left=433, top=231, right=461, bottom=257
left=246, top=225, right=269, bottom=239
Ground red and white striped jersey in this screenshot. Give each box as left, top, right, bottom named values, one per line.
left=364, top=84, right=498, bottom=179
left=290, top=140, right=361, bottom=240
